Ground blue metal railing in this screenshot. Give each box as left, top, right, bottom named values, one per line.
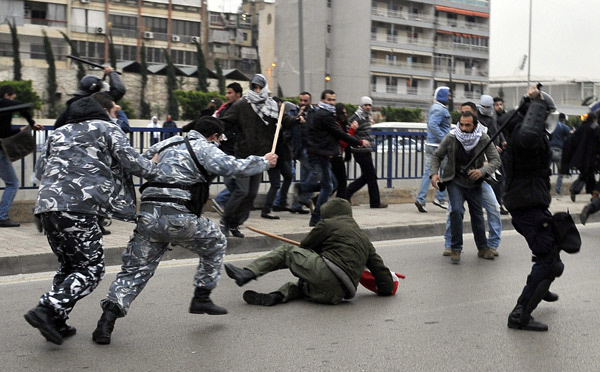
left=3, top=126, right=559, bottom=192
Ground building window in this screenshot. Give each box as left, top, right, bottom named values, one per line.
left=172, top=19, right=201, bottom=37
left=142, top=16, right=168, bottom=34
left=24, top=1, right=66, bottom=26
left=327, top=24, right=332, bottom=33
left=109, top=14, right=137, bottom=30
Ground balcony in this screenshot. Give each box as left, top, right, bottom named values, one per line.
left=371, top=58, right=435, bottom=78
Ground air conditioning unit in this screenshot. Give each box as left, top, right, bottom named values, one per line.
left=95, top=27, right=105, bottom=34
left=172, top=35, right=181, bottom=42
left=143, top=31, right=154, bottom=39
left=80, top=0, right=90, bottom=3
left=190, top=36, right=200, bottom=43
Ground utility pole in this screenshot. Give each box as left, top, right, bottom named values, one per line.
left=527, top=0, right=532, bottom=86
left=298, top=0, right=305, bottom=92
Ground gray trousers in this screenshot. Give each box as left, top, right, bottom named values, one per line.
left=102, top=204, right=227, bottom=316
left=246, top=245, right=346, bottom=305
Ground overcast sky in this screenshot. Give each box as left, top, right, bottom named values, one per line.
left=210, top=0, right=599, bottom=82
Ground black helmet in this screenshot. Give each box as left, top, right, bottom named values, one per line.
left=74, top=75, right=103, bottom=96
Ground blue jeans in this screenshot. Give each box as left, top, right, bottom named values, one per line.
left=291, top=151, right=313, bottom=210
left=446, top=182, right=487, bottom=251
left=551, top=148, right=563, bottom=193
left=0, top=149, right=19, bottom=220
left=298, top=154, right=333, bottom=220
left=444, top=182, right=502, bottom=250
left=416, top=145, right=447, bottom=205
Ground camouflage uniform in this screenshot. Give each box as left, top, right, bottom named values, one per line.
left=34, top=97, right=158, bottom=320
left=101, top=130, right=270, bottom=316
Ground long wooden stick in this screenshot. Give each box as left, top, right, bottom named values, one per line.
left=270, top=103, right=286, bottom=153
left=246, top=225, right=300, bottom=246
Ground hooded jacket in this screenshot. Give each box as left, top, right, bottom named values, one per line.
left=35, top=97, right=158, bottom=221
left=300, top=198, right=394, bottom=295
left=426, top=87, right=451, bottom=146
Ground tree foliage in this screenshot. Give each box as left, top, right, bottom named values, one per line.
left=0, top=80, right=42, bottom=110
left=59, top=31, right=86, bottom=84
left=42, top=30, right=58, bottom=118
left=108, top=32, right=117, bottom=69
left=195, top=41, right=208, bottom=92
left=140, top=43, right=151, bottom=118
left=7, top=20, right=21, bottom=81
left=174, top=90, right=225, bottom=120
left=163, top=49, right=179, bottom=120
left=215, top=59, right=226, bottom=95
left=379, top=106, right=423, bottom=122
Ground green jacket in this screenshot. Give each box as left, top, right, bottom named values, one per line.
left=430, top=131, right=501, bottom=185
left=300, top=198, right=394, bottom=295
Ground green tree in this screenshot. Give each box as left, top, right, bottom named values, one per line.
left=163, top=49, right=179, bottom=120
left=42, top=30, right=58, bottom=118
left=140, top=43, right=151, bottom=118
left=379, top=106, right=423, bottom=122
left=7, top=20, right=22, bottom=81
left=0, top=80, right=42, bottom=111
left=118, top=98, right=136, bottom=119
left=174, top=90, right=225, bottom=120
left=215, top=59, right=226, bottom=95
left=195, top=40, right=208, bottom=92
left=59, top=31, right=87, bottom=83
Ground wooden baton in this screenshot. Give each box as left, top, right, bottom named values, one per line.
left=246, top=225, right=300, bottom=246
left=270, top=103, right=286, bottom=153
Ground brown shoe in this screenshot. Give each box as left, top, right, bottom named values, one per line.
left=450, top=250, right=461, bottom=263
left=478, top=248, right=495, bottom=260
left=443, top=248, right=452, bottom=256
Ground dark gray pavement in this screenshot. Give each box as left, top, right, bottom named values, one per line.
left=1, top=191, right=596, bottom=277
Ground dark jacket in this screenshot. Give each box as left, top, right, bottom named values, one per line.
left=0, top=98, right=36, bottom=139
left=54, top=71, right=126, bottom=129
left=348, top=109, right=375, bottom=153
left=220, top=98, right=296, bottom=159
left=503, top=99, right=552, bottom=211
left=300, top=198, right=394, bottom=295
left=478, top=113, right=505, bottom=146
left=307, top=108, right=363, bottom=157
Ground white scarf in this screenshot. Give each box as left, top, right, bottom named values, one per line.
left=318, top=101, right=336, bottom=113
left=452, top=125, right=483, bottom=152
left=243, top=88, right=279, bottom=125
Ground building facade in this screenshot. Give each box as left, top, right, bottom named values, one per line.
left=0, top=0, right=259, bottom=82
left=275, top=0, right=489, bottom=109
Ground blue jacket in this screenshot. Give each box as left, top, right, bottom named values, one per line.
left=549, top=121, right=570, bottom=149
left=426, top=102, right=451, bottom=146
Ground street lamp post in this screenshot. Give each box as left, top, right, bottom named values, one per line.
left=267, top=62, right=276, bottom=90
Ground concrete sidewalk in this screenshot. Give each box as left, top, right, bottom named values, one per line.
left=0, top=194, right=595, bottom=277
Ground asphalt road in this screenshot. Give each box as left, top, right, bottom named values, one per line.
left=1, top=224, right=599, bottom=372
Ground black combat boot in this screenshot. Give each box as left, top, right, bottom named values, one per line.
left=24, top=305, right=63, bottom=345
left=224, top=263, right=256, bottom=287
left=55, top=317, right=77, bottom=338
left=242, top=291, right=284, bottom=307
left=189, top=287, right=228, bottom=315
left=507, top=304, right=548, bottom=332
left=543, top=291, right=559, bottom=302
left=92, top=308, right=119, bottom=345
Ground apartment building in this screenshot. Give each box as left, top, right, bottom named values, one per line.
left=275, top=0, right=489, bottom=109
left=0, top=0, right=259, bottom=77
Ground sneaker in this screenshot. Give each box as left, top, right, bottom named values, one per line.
left=0, top=218, right=20, bottom=228
left=450, top=250, right=461, bottom=263
left=491, top=248, right=499, bottom=257
left=289, top=206, right=310, bottom=214
left=443, top=248, right=452, bottom=256
left=309, top=216, right=321, bottom=227
left=432, top=199, right=448, bottom=210
left=414, top=201, right=427, bottom=213
left=478, top=248, right=495, bottom=260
